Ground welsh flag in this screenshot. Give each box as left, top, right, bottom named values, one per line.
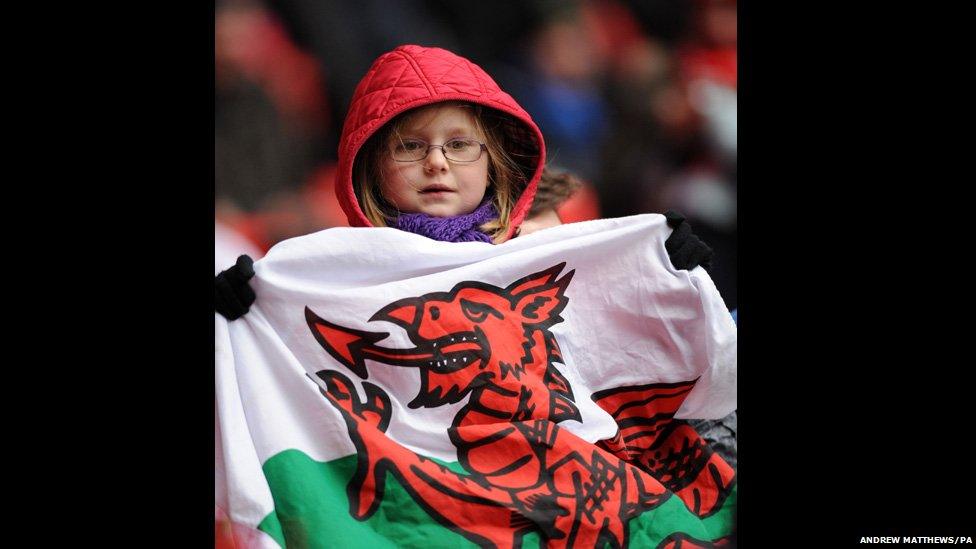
left=215, top=214, right=737, bottom=548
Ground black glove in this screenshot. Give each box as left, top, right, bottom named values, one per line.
left=215, top=254, right=256, bottom=320
left=664, top=211, right=713, bottom=272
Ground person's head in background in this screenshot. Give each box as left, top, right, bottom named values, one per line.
left=518, top=169, right=584, bottom=236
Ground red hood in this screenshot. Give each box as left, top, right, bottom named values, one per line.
left=334, top=45, right=545, bottom=239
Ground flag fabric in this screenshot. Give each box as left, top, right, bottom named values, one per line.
left=215, top=214, right=737, bottom=548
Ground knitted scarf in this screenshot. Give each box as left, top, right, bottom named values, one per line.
left=395, top=199, right=498, bottom=243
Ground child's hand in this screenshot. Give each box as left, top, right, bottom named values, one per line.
left=215, top=254, right=256, bottom=320
left=664, top=211, right=713, bottom=271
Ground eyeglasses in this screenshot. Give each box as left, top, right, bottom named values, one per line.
left=390, top=138, right=487, bottom=163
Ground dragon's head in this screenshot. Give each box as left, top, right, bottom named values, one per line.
left=307, top=263, right=574, bottom=408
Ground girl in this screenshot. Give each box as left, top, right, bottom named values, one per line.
left=215, top=44, right=712, bottom=318
left=216, top=45, right=730, bottom=547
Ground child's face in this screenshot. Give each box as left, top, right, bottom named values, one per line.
left=380, top=105, right=490, bottom=218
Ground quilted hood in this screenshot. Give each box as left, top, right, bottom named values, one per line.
left=334, top=45, right=546, bottom=239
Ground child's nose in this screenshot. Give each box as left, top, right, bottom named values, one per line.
left=424, top=147, right=449, bottom=171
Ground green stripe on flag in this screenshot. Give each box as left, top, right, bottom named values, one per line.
left=702, top=483, right=737, bottom=540
left=257, top=509, right=286, bottom=548
left=259, top=449, right=474, bottom=548
left=626, top=483, right=737, bottom=547
left=259, top=449, right=735, bottom=548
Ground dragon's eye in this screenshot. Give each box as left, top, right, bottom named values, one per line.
left=460, top=299, right=502, bottom=323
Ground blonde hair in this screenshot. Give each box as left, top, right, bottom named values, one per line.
left=353, top=102, right=533, bottom=244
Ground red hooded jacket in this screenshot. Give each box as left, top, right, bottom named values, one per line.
left=334, top=45, right=546, bottom=240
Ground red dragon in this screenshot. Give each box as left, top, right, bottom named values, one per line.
left=306, top=263, right=734, bottom=548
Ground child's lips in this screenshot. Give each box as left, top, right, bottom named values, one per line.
left=420, top=184, right=455, bottom=194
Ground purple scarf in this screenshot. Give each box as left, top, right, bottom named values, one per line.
left=395, top=199, right=498, bottom=243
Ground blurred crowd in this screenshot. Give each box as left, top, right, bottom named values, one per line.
left=214, top=0, right=737, bottom=308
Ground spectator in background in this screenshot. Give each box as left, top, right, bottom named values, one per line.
left=594, top=0, right=737, bottom=308
left=518, top=169, right=587, bottom=236
left=515, top=6, right=609, bottom=182
left=215, top=0, right=330, bottom=212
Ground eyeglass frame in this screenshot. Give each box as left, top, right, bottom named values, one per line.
left=389, top=138, right=488, bottom=163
